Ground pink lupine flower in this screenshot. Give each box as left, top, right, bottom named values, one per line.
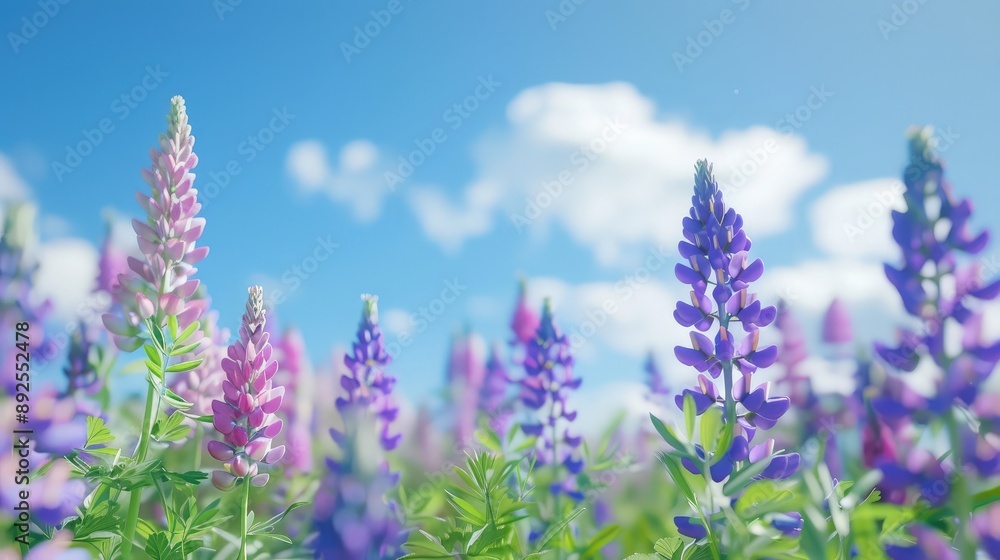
left=822, top=298, right=853, bottom=345
left=209, top=286, right=284, bottom=490
left=510, top=279, right=540, bottom=347
left=171, top=307, right=229, bottom=419
left=102, top=95, right=208, bottom=352
left=447, top=329, right=486, bottom=446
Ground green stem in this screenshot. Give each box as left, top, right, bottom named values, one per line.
left=945, top=409, right=975, bottom=560
left=120, top=382, right=157, bottom=558
left=239, top=479, right=251, bottom=560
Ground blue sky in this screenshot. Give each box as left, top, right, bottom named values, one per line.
left=2, top=1, right=999, bottom=412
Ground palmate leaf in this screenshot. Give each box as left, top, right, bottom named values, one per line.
left=85, top=416, right=115, bottom=447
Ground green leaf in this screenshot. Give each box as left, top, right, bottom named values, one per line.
left=654, top=537, right=683, bottom=558
left=167, top=314, right=178, bottom=340
left=475, top=427, right=503, bottom=453
left=149, top=323, right=167, bottom=353
left=580, top=524, right=619, bottom=559
left=658, top=452, right=697, bottom=506
left=174, top=320, right=201, bottom=345
left=169, top=341, right=201, bottom=357
left=248, top=501, right=309, bottom=535
left=166, top=358, right=204, bottom=373
left=533, top=507, right=584, bottom=552
left=723, top=455, right=774, bottom=496
left=699, top=406, right=723, bottom=460
left=650, top=413, right=690, bottom=455
left=683, top=393, right=697, bottom=440
left=143, top=344, right=162, bottom=368
left=85, top=416, right=115, bottom=447
left=152, top=411, right=192, bottom=443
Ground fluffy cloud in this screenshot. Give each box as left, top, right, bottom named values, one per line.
left=810, top=178, right=906, bottom=259
left=286, top=139, right=390, bottom=221
left=409, top=82, right=829, bottom=264
left=33, top=238, right=99, bottom=322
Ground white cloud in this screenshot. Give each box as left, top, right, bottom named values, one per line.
left=0, top=154, right=30, bottom=202
left=810, top=178, right=906, bottom=259
left=286, top=139, right=389, bottom=221
left=409, top=82, right=828, bottom=264
left=408, top=181, right=501, bottom=252
left=33, top=238, right=99, bottom=322
left=382, top=307, right=416, bottom=338
left=758, top=259, right=901, bottom=315
left=525, top=275, right=688, bottom=369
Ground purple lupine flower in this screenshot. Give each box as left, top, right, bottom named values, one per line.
left=774, top=301, right=813, bottom=409
left=275, top=325, right=315, bottom=473
left=0, top=203, right=57, bottom=391
left=337, top=294, right=400, bottom=452
left=520, top=299, right=584, bottom=501
left=510, top=279, right=540, bottom=348
left=973, top=504, right=1000, bottom=559
left=208, top=286, right=284, bottom=490
left=312, top=294, right=403, bottom=559
left=96, top=218, right=129, bottom=296
left=447, top=329, right=487, bottom=446
left=102, top=95, right=208, bottom=352
left=822, top=298, right=853, bottom=346
left=63, top=321, right=99, bottom=394
left=872, top=129, right=1000, bottom=552
left=671, top=161, right=794, bottom=484
left=481, top=341, right=513, bottom=437
left=644, top=351, right=670, bottom=402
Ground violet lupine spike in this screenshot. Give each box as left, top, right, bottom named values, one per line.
left=774, top=301, right=811, bottom=408
left=63, top=321, right=99, bottom=395
left=822, top=297, right=853, bottom=345
left=447, top=329, right=487, bottom=446
left=644, top=351, right=669, bottom=402
left=520, top=298, right=584, bottom=501
left=208, top=286, right=284, bottom=491
left=96, top=218, right=128, bottom=296
left=102, top=95, right=208, bottom=352
left=338, top=294, right=400, bottom=451
left=670, top=161, right=796, bottom=540
left=481, top=341, right=513, bottom=437
left=510, top=279, right=540, bottom=348
left=312, top=294, right=403, bottom=559
left=276, top=326, right=315, bottom=473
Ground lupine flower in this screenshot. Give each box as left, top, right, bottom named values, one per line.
left=63, top=321, right=99, bottom=394
left=96, top=218, right=129, bottom=296
left=822, top=297, right=853, bottom=346
left=644, top=351, right=669, bottom=403
left=872, top=129, right=1000, bottom=553
left=447, top=329, right=487, bottom=446
left=103, top=95, right=208, bottom=352
left=520, top=299, right=584, bottom=500
left=480, top=341, right=513, bottom=437
left=973, top=504, right=1000, bottom=559
left=0, top=203, right=56, bottom=391
left=275, top=325, right=315, bottom=473
left=510, top=279, right=540, bottom=348
left=312, top=294, right=403, bottom=559
left=667, top=161, right=799, bottom=549
left=337, top=294, right=400, bottom=451
left=885, top=525, right=959, bottom=560
left=774, top=301, right=811, bottom=409
left=671, top=160, right=794, bottom=481
left=209, top=286, right=284, bottom=490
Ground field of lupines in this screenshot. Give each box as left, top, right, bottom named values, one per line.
left=0, top=93, right=999, bottom=560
